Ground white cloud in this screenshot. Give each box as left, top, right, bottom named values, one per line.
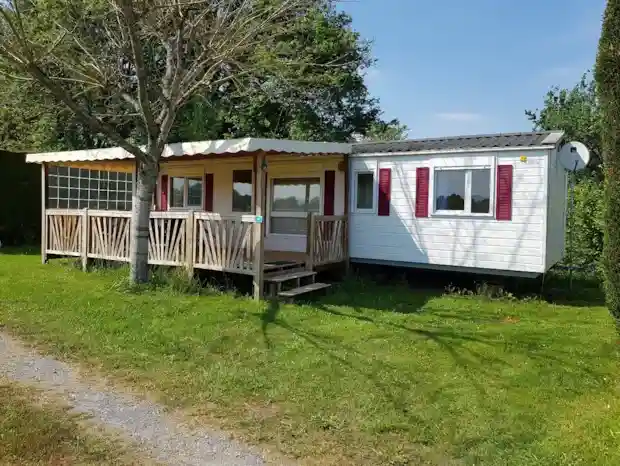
left=435, top=112, right=483, bottom=122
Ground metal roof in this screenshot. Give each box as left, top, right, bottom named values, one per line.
left=352, top=131, right=565, bottom=154
left=26, top=138, right=351, bottom=163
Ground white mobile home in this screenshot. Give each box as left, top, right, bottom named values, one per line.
left=28, top=130, right=575, bottom=299
left=348, top=131, right=569, bottom=277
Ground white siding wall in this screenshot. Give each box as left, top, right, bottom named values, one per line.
left=545, top=149, right=568, bottom=269
left=159, top=155, right=345, bottom=253
left=349, top=150, right=550, bottom=274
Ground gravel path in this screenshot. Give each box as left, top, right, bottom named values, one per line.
left=0, top=332, right=267, bottom=466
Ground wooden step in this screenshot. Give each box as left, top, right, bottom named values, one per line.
left=264, top=269, right=316, bottom=283
left=278, top=282, right=331, bottom=298
left=263, top=260, right=304, bottom=272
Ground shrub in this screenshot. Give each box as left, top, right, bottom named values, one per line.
left=566, top=173, right=604, bottom=271
left=595, top=0, right=620, bottom=331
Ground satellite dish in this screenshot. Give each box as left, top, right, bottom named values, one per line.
left=558, top=141, right=590, bottom=171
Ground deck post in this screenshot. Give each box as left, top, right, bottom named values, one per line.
left=185, top=210, right=195, bottom=278
left=41, top=163, right=48, bottom=264
left=252, top=152, right=266, bottom=300
left=81, top=208, right=89, bottom=271
left=343, top=153, right=350, bottom=275
left=305, top=213, right=316, bottom=271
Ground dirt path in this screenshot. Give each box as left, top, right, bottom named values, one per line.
left=0, top=332, right=268, bottom=466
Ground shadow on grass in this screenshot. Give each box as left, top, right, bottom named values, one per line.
left=261, top=299, right=281, bottom=349
left=259, top=314, right=601, bottom=442
left=334, top=263, right=606, bottom=309
left=253, top=267, right=614, bottom=443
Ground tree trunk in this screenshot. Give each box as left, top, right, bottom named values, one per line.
left=130, top=158, right=158, bottom=283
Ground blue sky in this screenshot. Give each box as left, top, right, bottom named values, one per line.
left=341, top=0, right=605, bottom=138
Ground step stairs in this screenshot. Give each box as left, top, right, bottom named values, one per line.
left=264, top=267, right=331, bottom=300
left=278, top=282, right=331, bottom=299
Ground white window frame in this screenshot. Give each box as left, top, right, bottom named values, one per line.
left=269, top=176, right=322, bottom=236
left=353, top=168, right=377, bottom=214
left=168, top=176, right=204, bottom=210
left=431, top=165, right=495, bottom=217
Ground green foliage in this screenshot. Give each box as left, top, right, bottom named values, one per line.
left=110, top=265, right=207, bottom=296
left=0, top=0, right=141, bottom=153
left=0, top=151, right=39, bottom=246
left=567, top=173, right=604, bottom=270
left=527, top=73, right=605, bottom=271
left=0, top=0, right=397, bottom=152
left=362, top=119, right=409, bottom=141
left=526, top=73, right=602, bottom=174
left=595, top=0, right=620, bottom=330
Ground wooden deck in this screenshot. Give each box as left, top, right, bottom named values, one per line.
left=42, top=209, right=348, bottom=298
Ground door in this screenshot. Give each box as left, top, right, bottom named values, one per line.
left=265, top=176, right=321, bottom=252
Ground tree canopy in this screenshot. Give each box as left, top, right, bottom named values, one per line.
left=0, top=0, right=400, bottom=153
left=526, top=73, right=601, bottom=172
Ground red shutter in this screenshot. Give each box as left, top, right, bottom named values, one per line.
left=378, top=168, right=391, bottom=216
left=204, top=173, right=214, bottom=212
left=415, top=167, right=429, bottom=217
left=160, top=175, right=168, bottom=211
left=323, top=170, right=335, bottom=215
left=496, top=165, right=513, bottom=220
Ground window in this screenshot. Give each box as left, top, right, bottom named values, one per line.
left=355, top=171, right=375, bottom=211
left=169, top=176, right=203, bottom=209
left=232, top=170, right=252, bottom=212
left=270, top=178, right=320, bottom=235
left=434, top=168, right=491, bottom=214
left=170, top=177, right=185, bottom=208
left=471, top=169, right=491, bottom=213
left=47, top=166, right=133, bottom=211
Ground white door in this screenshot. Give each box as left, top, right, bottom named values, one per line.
left=265, top=176, right=322, bottom=252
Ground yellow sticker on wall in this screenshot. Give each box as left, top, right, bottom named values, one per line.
left=520, top=155, right=528, bottom=162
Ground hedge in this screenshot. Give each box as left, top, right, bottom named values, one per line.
left=0, top=150, right=40, bottom=246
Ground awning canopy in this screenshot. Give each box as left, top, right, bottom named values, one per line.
left=26, top=138, right=352, bottom=164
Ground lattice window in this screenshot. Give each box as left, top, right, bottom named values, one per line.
left=47, top=166, right=133, bottom=211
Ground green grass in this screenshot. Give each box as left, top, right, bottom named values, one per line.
left=0, top=253, right=618, bottom=465
left=0, top=380, right=142, bottom=465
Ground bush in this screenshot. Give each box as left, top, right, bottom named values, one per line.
left=595, top=0, right=620, bottom=330
left=566, top=173, right=604, bottom=271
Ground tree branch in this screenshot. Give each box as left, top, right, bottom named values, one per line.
left=115, top=0, right=158, bottom=143
left=25, top=62, right=148, bottom=163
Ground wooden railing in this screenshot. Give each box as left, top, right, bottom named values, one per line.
left=43, top=209, right=260, bottom=275
left=89, top=211, right=131, bottom=262
left=46, top=209, right=84, bottom=257
left=194, top=213, right=258, bottom=275
left=149, top=212, right=188, bottom=266
left=306, top=214, right=348, bottom=268
left=43, top=209, right=346, bottom=278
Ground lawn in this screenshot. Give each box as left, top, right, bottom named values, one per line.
left=0, top=380, right=142, bottom=465
left=0, top=252, right=618, bottom=465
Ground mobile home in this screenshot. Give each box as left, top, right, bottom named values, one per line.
left=348, top=131, right=568, bottom=277
left=26, top=130, right=573, bottom=299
